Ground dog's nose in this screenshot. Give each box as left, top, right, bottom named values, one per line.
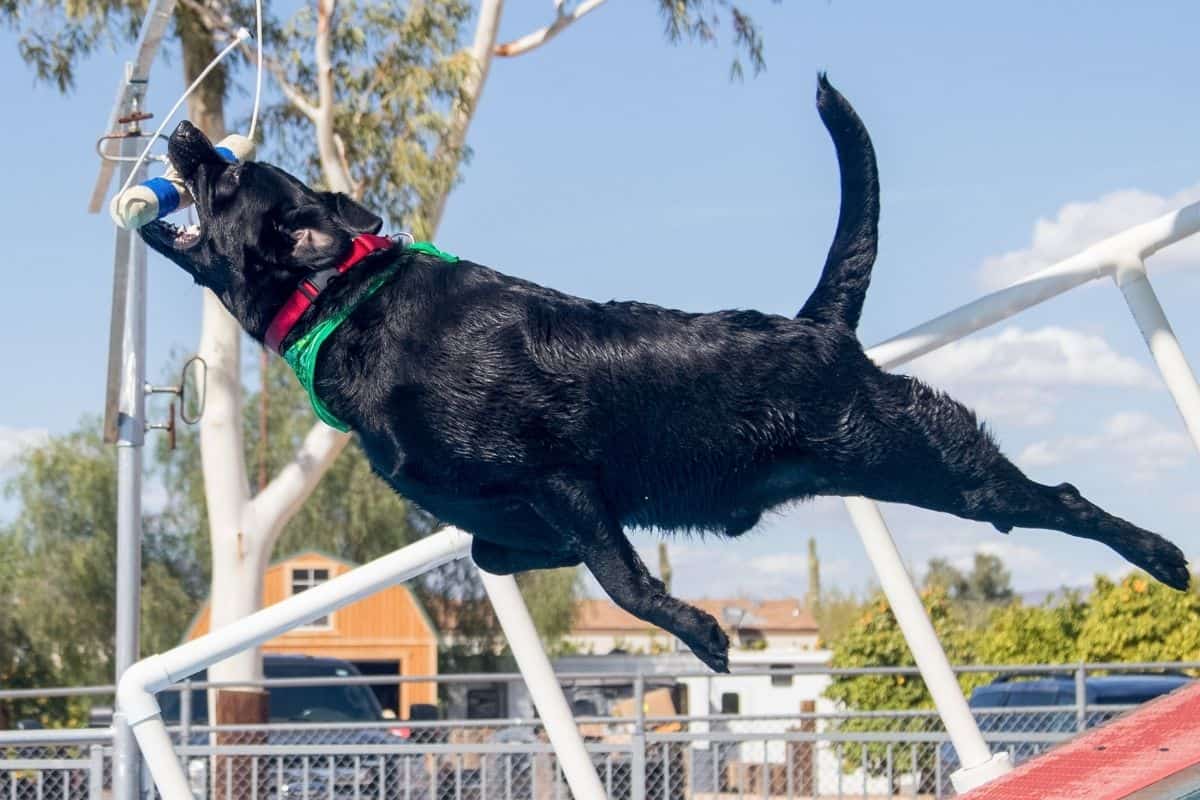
left=170, top=120, right=203, bottom=145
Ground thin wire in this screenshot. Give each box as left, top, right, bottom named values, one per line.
left=248, top=0, right=264, bottom=141
left=117, top=29, right=250, bottom=198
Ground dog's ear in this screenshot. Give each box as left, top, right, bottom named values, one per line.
left=279, top=203, right=349, bottom=266
left=324, top=192, right=383, bottom=235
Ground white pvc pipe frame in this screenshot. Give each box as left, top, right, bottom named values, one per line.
left=850, top=199, right=1200, bottom=793
left=118, top=528, right=608, bottom=800
left=119, top=200, right=1200, bottom=799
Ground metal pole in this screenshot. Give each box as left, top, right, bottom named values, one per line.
left=631, top=670, right=647, bottom=800
left=842, top=497, right=1011, bottom=793
left=477, top=570, right=606, bottom=800
left=1074, top=664, right=1087, bottom=733
left=113, top=126, right=148, bottom=800
left=1115, top=265, right=1200, bottom=454
left=90, top=744, right=106, bottom=800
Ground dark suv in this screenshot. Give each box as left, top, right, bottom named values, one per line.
left=158, top=654, right=430, bottom=799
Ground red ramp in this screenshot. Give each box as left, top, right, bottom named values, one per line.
left=961, top=681, right=1200, bottom=800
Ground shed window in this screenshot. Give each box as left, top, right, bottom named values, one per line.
left=292, top=567, right=332, bottom=628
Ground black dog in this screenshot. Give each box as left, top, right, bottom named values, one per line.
left=142, top=77, right=1189, bottom=672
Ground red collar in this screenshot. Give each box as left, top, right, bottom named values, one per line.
left=265, top=233, right=396, bottom=353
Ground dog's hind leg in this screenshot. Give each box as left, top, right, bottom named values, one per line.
left=531, top=475, right=731, bottom=672
left=851, top=374, right=1190, bottom=591
left=965, top=477, right=1190, bottom=591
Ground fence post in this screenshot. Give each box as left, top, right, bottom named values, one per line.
left=180, top=682, right=192, bottom=744
left=90, top=743, right=105, bottom=800
left=1075, top=664, right=1087, bottom=732
left=631, top=670, right=647, bottom=800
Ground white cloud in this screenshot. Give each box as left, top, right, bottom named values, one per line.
left=906, top=326, right=1154, bottom=425
left=1019, top=411, right=1192, bottom=480
left=978, top=183, right=1200, bottom=290
left=0, top=426, right=48, bottom=473
left=909, top=326, right=1152, bottom=387
left=747, top=553, right=810, bottom=576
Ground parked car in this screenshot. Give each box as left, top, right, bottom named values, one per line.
left=938, top=673, right=1191, bottom=792
left=157, top=654, right=432, bottom=799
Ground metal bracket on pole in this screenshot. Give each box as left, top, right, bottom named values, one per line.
left=89, top=0, right=179, bottom=215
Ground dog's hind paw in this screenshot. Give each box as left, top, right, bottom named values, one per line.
left=1115, top=530, right=1191, bottom=592
left=677, top=606, right=731, bottom=673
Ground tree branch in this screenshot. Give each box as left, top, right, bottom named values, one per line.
left=314, top=0, right=353, bottom=194
left=427, top=0, right=504, bottom=235
left=267, top=58, right=319, bottom=122
left=250, top=422, right=351, bottom=544
left=494, top=0, right=607, bottom=57
left=176, top=0, right=320, bottom=123
left=332, top=132, right=363, bottom=198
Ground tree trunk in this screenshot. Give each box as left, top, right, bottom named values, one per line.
left=176, top=0, right=272, bottom=730
left=213, top=689, right=270, bottom=800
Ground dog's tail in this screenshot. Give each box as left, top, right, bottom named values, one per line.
left=797, top=75, right=880, bottom=332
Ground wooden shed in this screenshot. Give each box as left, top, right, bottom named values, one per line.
left=185, top=550, right=439, bottom=717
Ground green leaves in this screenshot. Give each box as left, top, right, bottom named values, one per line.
left=264, top=0, right=473, bottom=236
left=824, top=565, right=1200, bottom=779
left=825, top=586, right=988, bottom=779
left=1077, top=574, right=1200, bottom=664
left=975, top=591, right=1085, bottom=666
left=4, top=0, right=147, bottom=91
left=656, top=0, right=771, bottom=81
left=0, top=419, right=200, bottom=725
left=827, top=586, right=984, bottom=712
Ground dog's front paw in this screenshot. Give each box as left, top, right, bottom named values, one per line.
left=678, top=608, right=731, bottom=673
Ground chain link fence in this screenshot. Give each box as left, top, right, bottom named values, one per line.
left=1, top=662, right=1189, bottom=799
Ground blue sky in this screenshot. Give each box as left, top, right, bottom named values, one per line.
left=2, top=1, right=1200, bottom=600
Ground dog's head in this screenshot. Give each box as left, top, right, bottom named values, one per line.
left=140, top=120, right=384, bottom=334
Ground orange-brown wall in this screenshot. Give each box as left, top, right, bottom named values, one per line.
left=187, top=553, right=438, bottom=716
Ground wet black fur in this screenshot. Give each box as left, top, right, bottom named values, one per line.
left=142, top=76, right=1189, bottom=673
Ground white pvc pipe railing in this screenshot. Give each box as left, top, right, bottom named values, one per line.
left=845, top=199, right=1200, bottom=793
left=844, top=497, right=1010, bottom=789
left=1117, top=267, right=1200, bottom=452
left=118, top=528, right=607, bottom=800
left=865, top=200, right=1200, bottom=370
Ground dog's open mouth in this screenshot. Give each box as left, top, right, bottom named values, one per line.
left=143, top=219, right=203, bottom=252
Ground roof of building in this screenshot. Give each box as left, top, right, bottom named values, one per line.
left=572, top=597, right=817, bottom=633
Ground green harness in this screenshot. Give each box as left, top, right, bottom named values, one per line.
left=282, top=241, right=459, bottom=432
